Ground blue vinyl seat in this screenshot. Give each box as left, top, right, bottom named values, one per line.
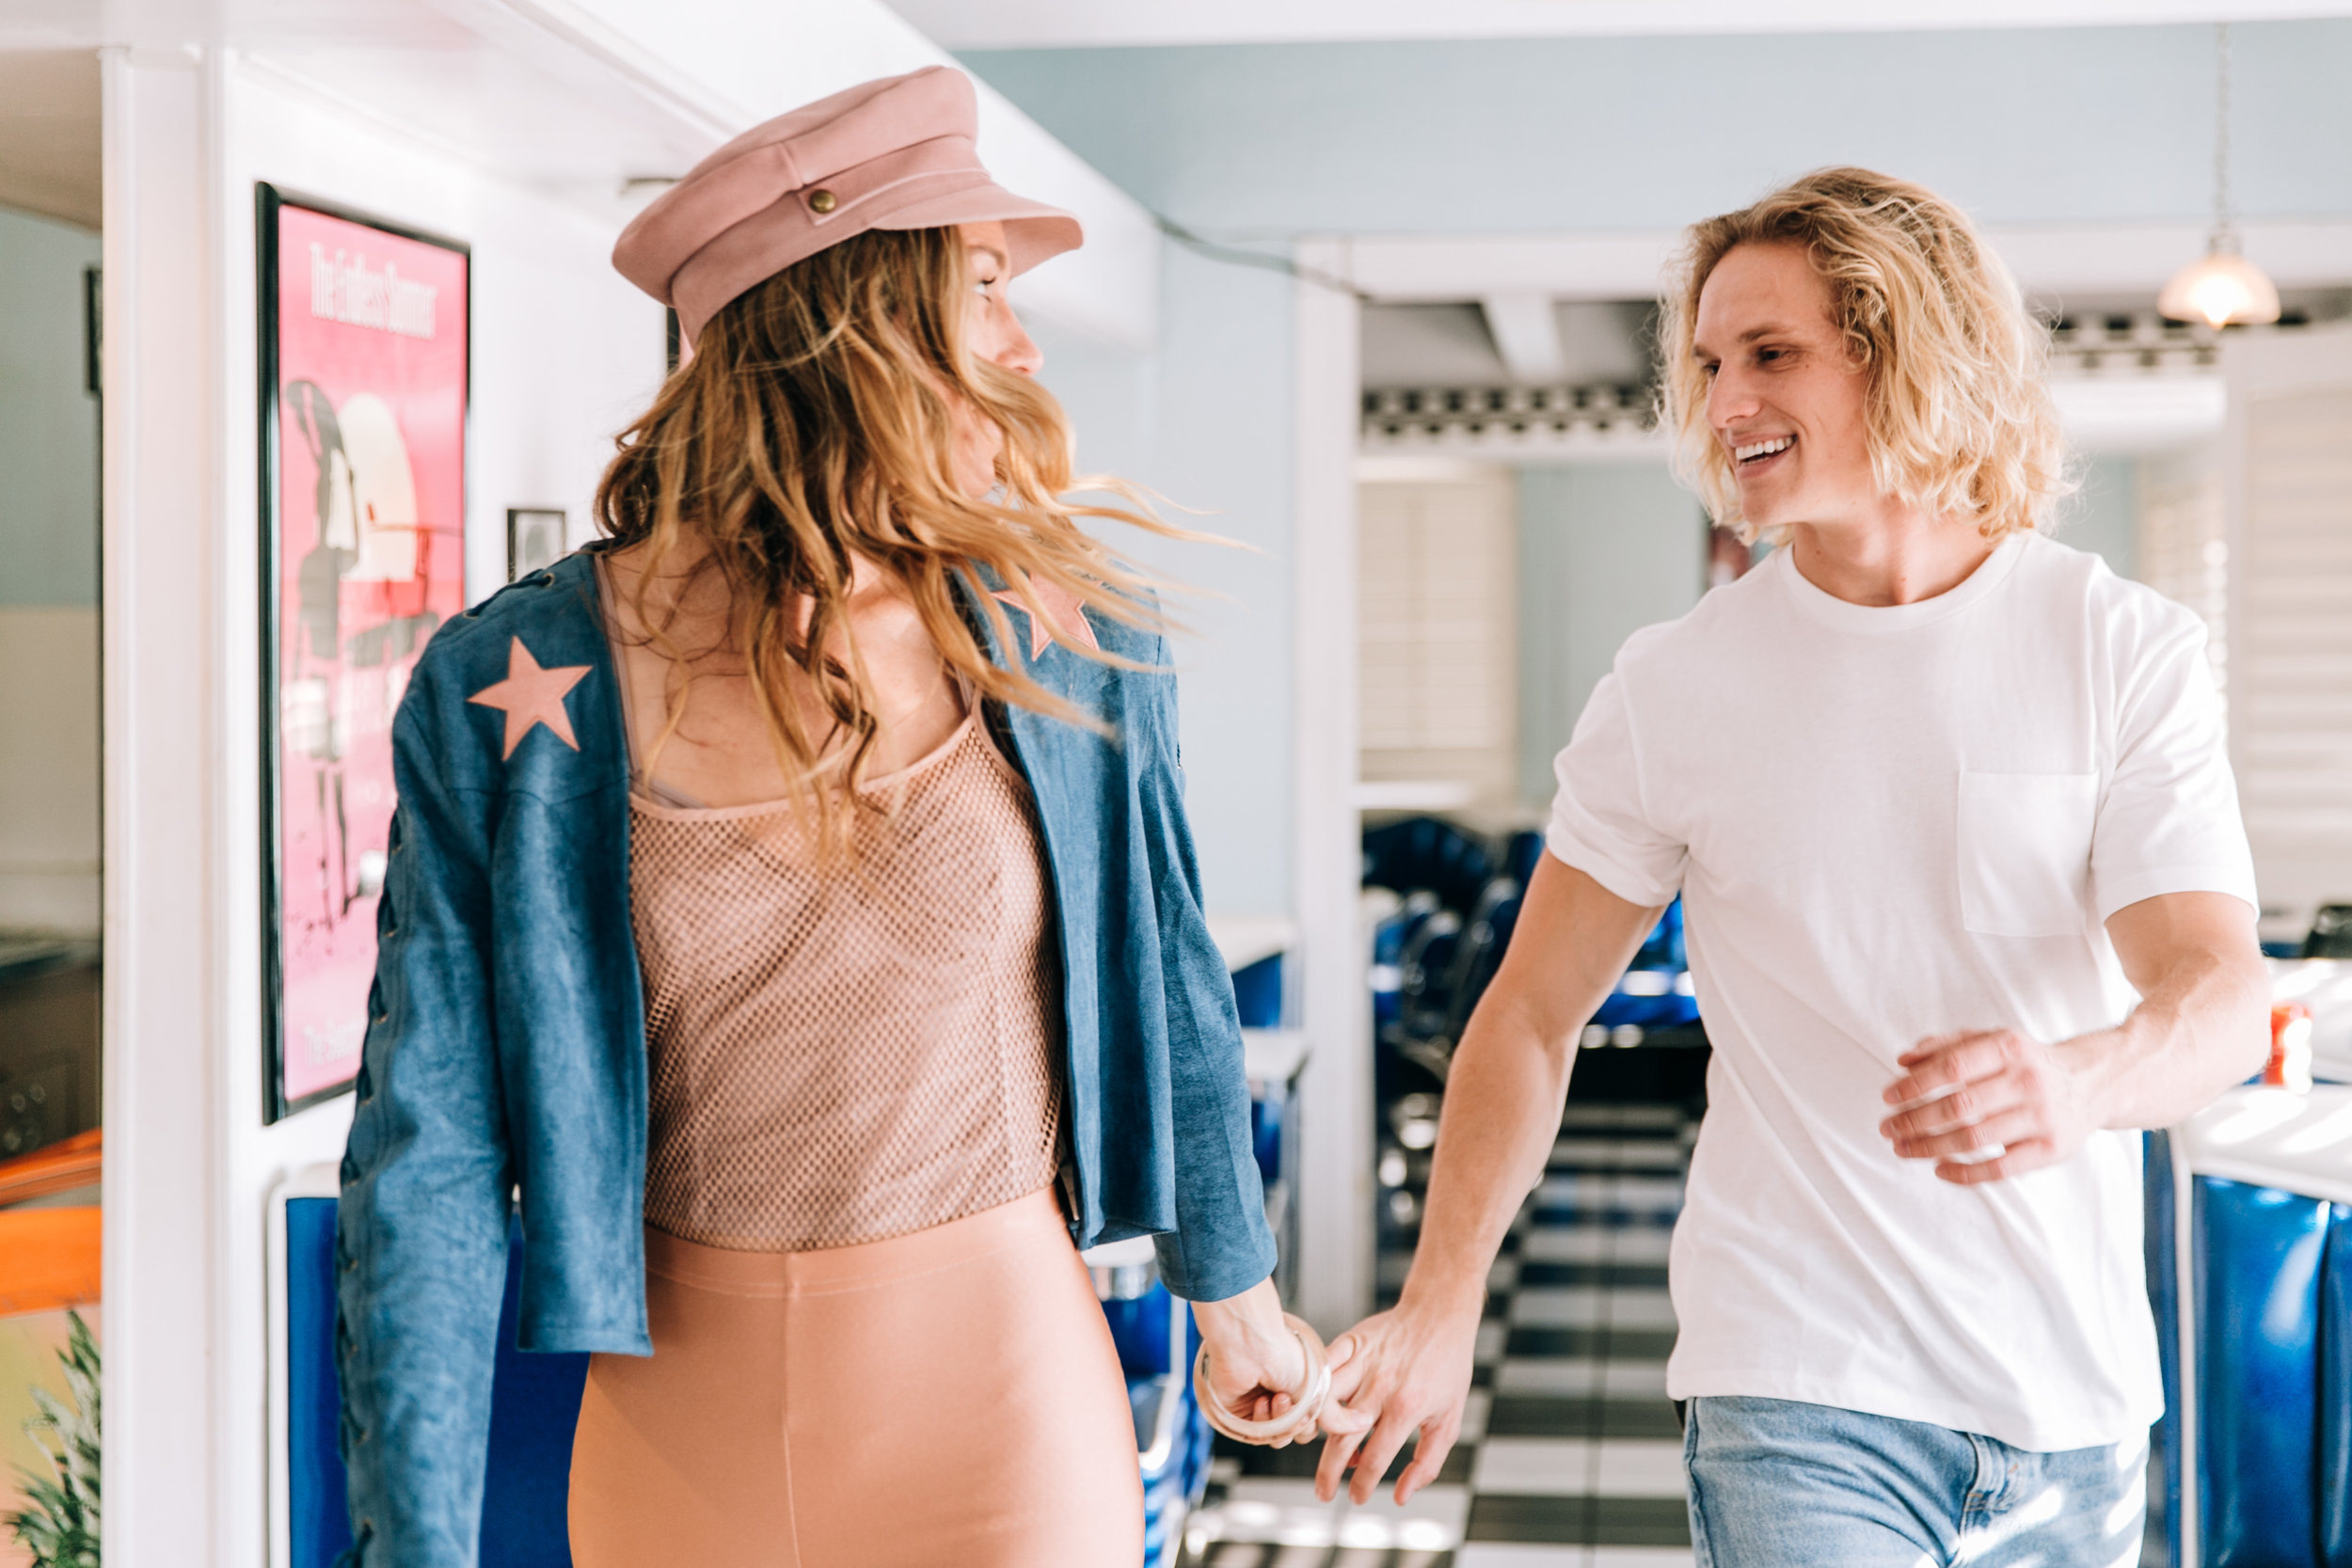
left=1230, top=952, right=1283, bottom=1030
left=1090, top=1250, right=1211, bottom=1568
left=1369, top=891, right=1440, bottom=1033
left=284, top=1196, right=586, bottom=1568
left=2149, top=1091, right=2352, bottom=1567
left=1440, top=883, right=1522, bottom=1035
left=1590, top=898, right=1700, bottom=1033
left=1502, top=828, right=1545, bottom=891
left=1362, top=816, right=1493, bottom=913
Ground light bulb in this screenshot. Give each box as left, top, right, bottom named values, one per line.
left=2159, top=249, right=2281, bottom=329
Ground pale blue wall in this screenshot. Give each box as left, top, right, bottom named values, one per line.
left=1517, top=465, right=1708, bottom=803
left=1028, top=238, right=1297, bottom=917
left=2060, top=455, right=2140, bottom=581
left=967, top=22, right=2352, bottom=236
left=0, top=206, right=101, bottom=607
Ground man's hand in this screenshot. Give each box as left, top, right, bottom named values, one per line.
left=1879, top=1029, right=2098, bottom=1184
left=1309, top=856, right=1660, bottom=1500
left=1312, top=1301, right=1481, bottom=1506
left=1882, top=892, right=2270, bottom=1185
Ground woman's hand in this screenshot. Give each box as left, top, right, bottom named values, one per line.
left=1314, top=1298, right=1482, bottom=1504
left=1190, top=1279, right=1329, bottom=1447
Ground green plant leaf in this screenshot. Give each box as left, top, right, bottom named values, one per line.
left=6, top=1309, right=101, bottom=1567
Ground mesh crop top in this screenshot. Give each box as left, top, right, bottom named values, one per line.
left=626, top=703, right=1066, bottom=1253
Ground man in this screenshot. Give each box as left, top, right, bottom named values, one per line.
left=1318, top=168, right=2268, bottom=1565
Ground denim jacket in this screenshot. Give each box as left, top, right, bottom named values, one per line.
left=334, top=548, right=1274, bottom=1567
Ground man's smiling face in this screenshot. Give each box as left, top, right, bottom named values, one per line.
left=1692, top=241, right=1883, bottom=537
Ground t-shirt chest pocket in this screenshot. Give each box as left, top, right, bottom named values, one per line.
left=1956, top=771, right=2100, bottom=938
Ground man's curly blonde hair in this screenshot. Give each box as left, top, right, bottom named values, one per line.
left=1659, top=166, right=2071, bottom=545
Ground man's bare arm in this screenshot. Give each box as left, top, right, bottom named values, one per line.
left=1398, top=858, right=1661, bottom=1323
left=1315, top=855, right=1660, bottom=1503
left=2075, top=890, right=2274, bottom=1125
left=1881, top=891, right=2269, bottom=1183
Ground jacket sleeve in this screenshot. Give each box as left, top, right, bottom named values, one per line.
left=1136, top=642, right=1279, bottom=1302
left=335, top=664, right=515, bottom=1568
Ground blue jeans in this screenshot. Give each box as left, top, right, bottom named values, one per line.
left=1684, top=1396, right=2147, bottom=1568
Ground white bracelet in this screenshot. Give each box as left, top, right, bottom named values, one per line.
left=1193, top=1311, right=1332, bottom=1447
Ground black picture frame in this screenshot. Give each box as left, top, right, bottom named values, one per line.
left=258, top=182, right=471, bottom=1124
left=82, top=265, right=101, bottom=397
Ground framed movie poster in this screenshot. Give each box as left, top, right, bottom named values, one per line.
left=259, top=184, right=469, bottom=1121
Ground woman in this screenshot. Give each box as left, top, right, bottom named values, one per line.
left=334, top=67, right=1327, bottom=1568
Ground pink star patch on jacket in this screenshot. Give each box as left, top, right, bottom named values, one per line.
left=468, top=636, right=591, bottom=760
left=991, top=571, right=1100, bottom=660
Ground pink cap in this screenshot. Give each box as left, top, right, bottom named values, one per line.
left=613, top=67, right=1083, bottom=346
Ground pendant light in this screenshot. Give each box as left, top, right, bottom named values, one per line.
left=2160, top=22, right=2280, bottom=329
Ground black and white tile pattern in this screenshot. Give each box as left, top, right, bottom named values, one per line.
left=1181, top=1102, right=1699, bottom=1568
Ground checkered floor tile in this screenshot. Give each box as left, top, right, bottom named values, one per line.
left=1180, top=1102, right=1699, bottom=1568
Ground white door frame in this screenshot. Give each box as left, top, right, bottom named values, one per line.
left=101, top=42, right=228, bottom=1565
left=1290, top=238, right=1372, bottom=1331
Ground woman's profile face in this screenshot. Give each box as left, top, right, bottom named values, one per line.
left=949, top=220, right=1042, bottom=497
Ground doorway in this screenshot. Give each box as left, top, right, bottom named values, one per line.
left=0, top=45, right=105, bottom=1566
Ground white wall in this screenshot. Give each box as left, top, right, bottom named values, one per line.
left=0, top=205, right=98, bottom=605
left=0, top=610, right=99, bottom=932
left=2058, top=453, right=2140, bottom=582
left=1516, top=464, right=1708, bottom=804
left=0, top=202, right=101, bottom=934
left=1029, top=237, right=1297, bottom=918
left=1033, top=247, right=1375, bottom=1324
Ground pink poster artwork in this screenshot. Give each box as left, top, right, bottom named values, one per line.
left=269, top=197, right=468, bottom=1111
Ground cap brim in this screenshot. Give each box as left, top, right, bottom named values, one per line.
left=870, top=184, right=1084, bottom=276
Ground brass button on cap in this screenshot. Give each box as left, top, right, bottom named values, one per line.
left=808, top=188, right=837, bottom=214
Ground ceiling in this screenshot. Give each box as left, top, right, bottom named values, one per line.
left=1362, top=301, right=1657, bottom=388
left=0, top=51, right=99, bottom=230
left=0, top=6, right=726, bottom=230
left=897, top=0, right=2352, bottom=51
left=0, top=0, right=1163, bottom=345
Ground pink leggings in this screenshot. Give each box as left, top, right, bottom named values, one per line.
left=569, top=1188, right=1144, bottom=1566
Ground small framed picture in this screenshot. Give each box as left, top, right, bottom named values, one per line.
left=506, top=508, right=566, bottom=581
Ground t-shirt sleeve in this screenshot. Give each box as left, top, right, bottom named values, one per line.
left=1545, top=671, right=1688, bottom=908
left=2090, top=608, right=2258, bottom=924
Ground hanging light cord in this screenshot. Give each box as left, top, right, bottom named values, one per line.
left=2214, top=22, right=2236, bottom=253
left=1154, top=214, right=1371, bottom=301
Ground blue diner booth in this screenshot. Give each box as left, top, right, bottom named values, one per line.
left=2150, top=1084, right=2352, bottom=1568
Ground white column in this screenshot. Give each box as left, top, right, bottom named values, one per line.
left=101, top=41, right=224, bottom=1567
left=1290, top=238, right=1370, bottom=1333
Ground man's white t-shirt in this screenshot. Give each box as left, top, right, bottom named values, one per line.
left=1545, top=531, right=2256, bottom=1452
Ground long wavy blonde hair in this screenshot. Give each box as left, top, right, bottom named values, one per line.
left=596, top=225, right=1173, bottom=846
left=1658, top=166, right=2070, bottom=545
